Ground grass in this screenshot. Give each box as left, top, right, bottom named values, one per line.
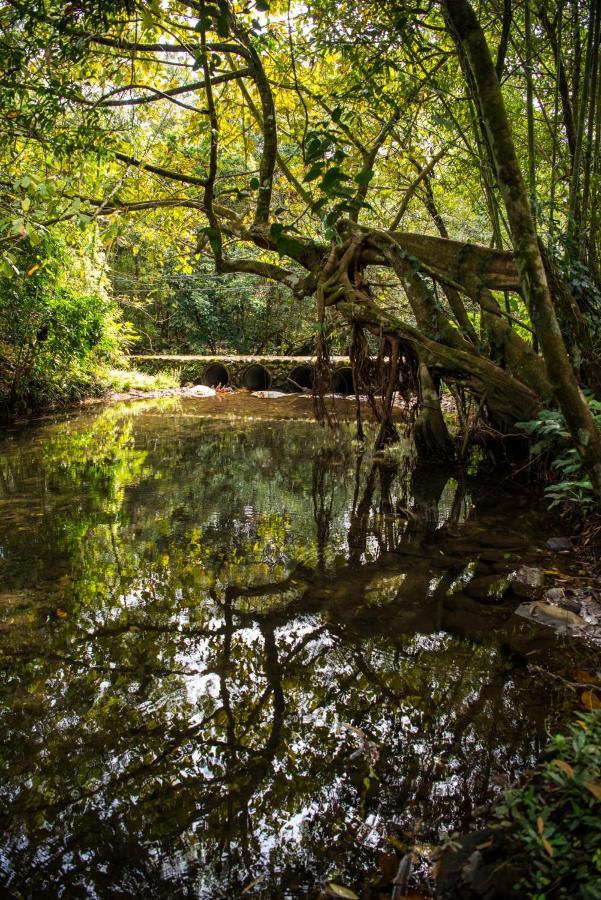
left=105, top=367, right=180, bottom=392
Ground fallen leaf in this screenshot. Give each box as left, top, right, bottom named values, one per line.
left=569, top=669, right=598, bottom=685
left=584, top=781, right=601, bottom=802
left=536, top=816, right=544, bottom=835
left=551, top=759, right=574, bottom=778
left=55, top=608, right=68, bottom=619
left=581, top=690, right=601, bottom=710
left=325, top=884, right=359, bottom=899
left=542, top=837, right=554, bottom=857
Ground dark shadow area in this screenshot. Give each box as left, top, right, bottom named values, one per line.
left=203, top=362, right=229, bottom=387
left=330, top=366, right=354, bottom=394
left=289, top=364, right=314, bottom=391
left=243, top=364, right=272, bottom=390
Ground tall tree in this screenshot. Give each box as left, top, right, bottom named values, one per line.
left=442, top=0, right=601, bottom=495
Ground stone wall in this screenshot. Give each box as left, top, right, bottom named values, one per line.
left=133, top=354, right=354, bottom=393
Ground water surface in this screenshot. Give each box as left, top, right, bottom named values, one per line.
left=0, top=397, right=573, bottom=897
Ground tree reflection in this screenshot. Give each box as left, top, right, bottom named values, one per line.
left=0, top=399, right=567, bottom=897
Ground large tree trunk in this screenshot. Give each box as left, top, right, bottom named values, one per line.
left=442, top=0, right=601, bottom=498
left=414, top=363, right=455, bottom=460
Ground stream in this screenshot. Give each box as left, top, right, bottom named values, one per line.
left=0, top=395, right=583, bottom=898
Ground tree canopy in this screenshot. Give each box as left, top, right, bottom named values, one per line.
left=2, top=0, right=601, bottom=485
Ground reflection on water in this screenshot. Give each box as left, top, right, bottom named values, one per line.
left=0, top=397, right=571, bottom=897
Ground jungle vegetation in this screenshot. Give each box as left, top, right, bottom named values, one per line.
left=1, top=0, right=601, bottom=487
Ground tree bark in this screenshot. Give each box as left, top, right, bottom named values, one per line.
left=415, top=363, right=456, bottom=460
left=442, top=0, right=601, bottom=498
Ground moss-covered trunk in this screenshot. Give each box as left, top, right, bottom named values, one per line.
left=442, top=0, right=601, bottom=498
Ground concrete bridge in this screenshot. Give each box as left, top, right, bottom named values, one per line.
left=134, top=354, right=355, bottom=394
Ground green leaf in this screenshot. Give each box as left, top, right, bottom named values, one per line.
left=354, top=169, right=374, bottom=186
left=275, top=234, right=305, bottom=259
left=320, top=166, right=347, bottom=193
left=303, top=162, right=325, bottom=183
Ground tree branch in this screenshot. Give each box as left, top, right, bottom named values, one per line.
left=389, top=148, right=447, bottom=230
left=113, top=152, right=207, bottom=187
left=93, top=69, right=251, bottom=108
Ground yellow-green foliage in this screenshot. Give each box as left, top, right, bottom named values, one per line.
left=0, top=229, right=133, bottom=413
left=105, top=368, right=180, bottom=392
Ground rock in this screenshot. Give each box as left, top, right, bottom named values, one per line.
left=542, top=587, right=566, bottom=605
left=545, top=537, right=572, bottom=551
left=543, top=587, right=581, bottom=612
left=251, top=390, right=287, bottom=398
left=187, top=384, right=216, bottom=397
left=436, top=829, right=521, bottom=899
left=516, top=600, right=586, bottom=629
left=509, top=566, right=544, bottom=599
left=464, top=574, right=511, bottom=603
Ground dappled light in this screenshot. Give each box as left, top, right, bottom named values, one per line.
left=0, top=399, right=583, bottom=897
left=1, top=0, right=601, bottom=894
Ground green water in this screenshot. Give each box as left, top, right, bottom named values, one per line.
left=0, top=397, right=573, bottom=898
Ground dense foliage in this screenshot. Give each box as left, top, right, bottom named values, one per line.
left=0, top=229, right=126, bottom=415
left=1, top=0, right=601, bottom=480
left=111, top=246, right=320, bottom=354
left=498, top=710, right=601, bottom=898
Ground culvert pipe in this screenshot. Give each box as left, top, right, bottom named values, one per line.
left=289, top=364, right=314, bottom=391
left=330, top=367, right=354, bottom=395
left=203, top=362, right=230, bottom=387
left=242, top=364, right=272, bottom=390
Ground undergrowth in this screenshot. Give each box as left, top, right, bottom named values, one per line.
left=105, top=368, right=180, bottom=392
left=518, top=396, right=601, bottom=508
left=496, top=710, right=601, bottom=898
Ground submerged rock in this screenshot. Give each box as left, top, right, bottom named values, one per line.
left=436, top=829, right=520, bottom=898
left=509, top=566, right=544, bottom=599
left=464, top=574, right=511, bottom=603
left=545, top=537, right=572, bottom=551
left=251, top=390, right=288, bottom=398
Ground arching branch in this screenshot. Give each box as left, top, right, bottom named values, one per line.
left=92, top=69, right=251, bottom=108
left=113, top=152, right=208, bottom=187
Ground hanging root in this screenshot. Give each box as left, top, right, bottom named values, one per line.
left=350, top=322, right=370, bottom=441
left=373, top=335, right=420, bottom=451
left=349, top=323, right=420, bottom=452
left=313, top=281, right=334, bottom=426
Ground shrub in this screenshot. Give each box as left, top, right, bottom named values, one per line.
left=517, top=399, right=601, bottom=507
left=0, top=229, right=132, bottom=413
left=496, top=711, right=601, bottom=898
